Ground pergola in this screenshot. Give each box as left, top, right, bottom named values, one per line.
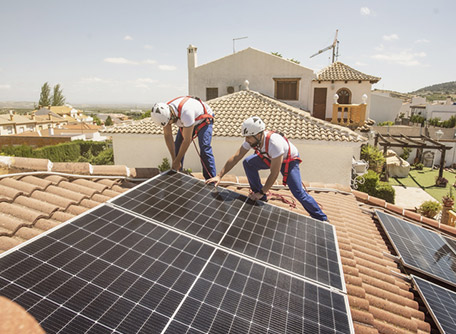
left=374, top=134, right=452, bottom=180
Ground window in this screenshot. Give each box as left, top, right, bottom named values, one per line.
left=336, top=88, right=351, bottom=104
left=274, top=78, right=300, bottom=100
left=206, top=88, right=218, bottom=101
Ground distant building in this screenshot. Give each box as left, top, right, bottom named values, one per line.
left=0, top=110, right=67, bottom=135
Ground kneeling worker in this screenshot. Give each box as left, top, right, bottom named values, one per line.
left=151, top=96, right=216, bottom=180
left=206, top=116, right=328, bottom=221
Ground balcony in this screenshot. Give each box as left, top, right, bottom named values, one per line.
left=331, top=103, right=367, bottom=129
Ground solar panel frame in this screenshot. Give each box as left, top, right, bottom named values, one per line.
left=0, top=171, right=354, bottom=333
left=109, top=172, right=346, bottom=292
left=376, top=210, right=456, bottom=288
left=412, top=275, right=456, bottom=334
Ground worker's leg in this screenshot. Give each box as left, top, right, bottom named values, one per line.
left=243, top=154, right=269, bottom=200
left=174, top=128, right=185, bottom=169
left=284, top=161, right=328, bottom=221
left=197, top=122, right=217, bottom=180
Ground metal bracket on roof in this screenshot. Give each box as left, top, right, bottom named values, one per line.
left=382, top=251, right=400, bottom=262
left=390, top=270, right=411, bottom=283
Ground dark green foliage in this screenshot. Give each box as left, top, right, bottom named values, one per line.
left=38, top=82, right=51, bottom=107
left=158, top=158, right=170, bottom=172
left=417, top=200, right=441, bottom=218
left=361, top=144, right=385, bottom=173
left=410, top=114, right=426, bottom=125
left=105, top=116, right=113, bottom=126
left=51, top=84, right=65, bottom=106
left=356, top=170, right=395, bottom=204
left=0, top=141, right=113, bottom=165
left=377, top=121, right=394, bottom=126
left=400, top=147, right=411, bottom=161
left=412, top=81, right=456, bottom=94
left=414, top=163, right=424, bottom=170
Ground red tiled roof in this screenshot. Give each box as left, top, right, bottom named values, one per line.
left=1, top=158, right=453, bottom=332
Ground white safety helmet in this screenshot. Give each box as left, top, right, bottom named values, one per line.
left=151, top=102, right=171, bottom=126
left=241, top=116, right=265, bottom=136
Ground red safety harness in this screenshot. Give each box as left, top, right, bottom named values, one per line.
left=254, top=131, right=302, bottom=185
left=167, top=96, right=214, bottom=139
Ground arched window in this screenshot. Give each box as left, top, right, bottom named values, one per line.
left=336, top=88, right=351, bottom=104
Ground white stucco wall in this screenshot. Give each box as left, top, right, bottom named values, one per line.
left=189, top=48, right=315, bottom=110
left=426, top=105, right=456, bottom=121
left=370, top=93, right=403, bottom=123
left=310, top=81, right=373, bottom=120
left=111, top=134, right=360, bottom=186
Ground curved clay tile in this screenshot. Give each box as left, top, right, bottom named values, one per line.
left=0, top=296, right=44, bottom=334
left=0, top=178, right=40, bottom=194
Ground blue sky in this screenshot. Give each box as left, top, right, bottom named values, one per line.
left=0, top=0, right=454, bottom=105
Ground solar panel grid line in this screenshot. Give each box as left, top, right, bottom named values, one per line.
left=412, top=275, right=456, bottom=334
left=376, top=210, right=456, bottom=289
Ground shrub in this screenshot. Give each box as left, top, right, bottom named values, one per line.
left=91, top=148, right=114, bottom=165
left=356, top=170, right=395, bottom=203
left=374, top=182, right=395, bottom=204
left=158, top=158, right=171, bottom=172
left=361, top=145, right=385, bottom=173
left=377, top=121, right=394, bottom=126
left=418, top=200, right=442, bottom=218
left=400, top=147, right=411, bottom=161
left=414, top=163, right=424, bottom=170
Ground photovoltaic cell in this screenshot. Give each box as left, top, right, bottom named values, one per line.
left=222, top=200, right=343, bottom=290
left=376, top=210, right=456, bottom=288
left=0, top=172, right=353, bottom=333
left=165, top=250, right=351, bottom=334
left=0, top=205, right=213, bottom=334
left=413, top=275, right=456, bottom=334
left=111, top=172, right=245, bottom=244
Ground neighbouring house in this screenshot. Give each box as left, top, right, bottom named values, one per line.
left=187, top=45, right=380, bottom=126
left=0, top=110, right=68, bottom=136
left=103, top=89, right=366, bottom=186
left=34, top=105, right=94, bottom=124
left=0, top=156, right=452, bottom=333
left=370, top=91, right=404, bottom=123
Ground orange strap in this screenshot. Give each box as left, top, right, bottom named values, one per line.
left=254, top=131, right=301, bottom=185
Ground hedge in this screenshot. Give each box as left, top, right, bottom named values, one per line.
left=0, top=140, right=113, bottom=165
left=356, top=170, right=395, bottom=204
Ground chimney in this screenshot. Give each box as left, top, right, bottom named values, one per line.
left=49, top=127, right=54, bottom=136
left=9, top=110, right=13, bottom=121
left=48, top=112, right=52, bottom=120
left=31, top=111, right=36, bottom=120
left=187, top=44, right=198, bottom=96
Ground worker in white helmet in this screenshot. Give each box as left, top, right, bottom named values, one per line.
left=151, top=96, right=216, bottom=180
left=206, top=116, right=327, bottom=221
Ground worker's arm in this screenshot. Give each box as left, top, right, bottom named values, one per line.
left=249, top=155, right=283, bottom=200
left=206, top=146, right=249, bottom=187
left=172, top=125, right=194, bottom=170
left=163, top=123, right=175, bottom=161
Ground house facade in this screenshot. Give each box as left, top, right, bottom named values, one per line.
left=188, top=45, right=380, bottom=123
left=103, top=90, right=366, bottom=186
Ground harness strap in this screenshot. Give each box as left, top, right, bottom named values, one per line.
left=167, top=96, right=214, bottom=139
left=254, top=131, right=301, bottom=185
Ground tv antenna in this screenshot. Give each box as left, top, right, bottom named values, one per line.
left=233, top=36, right=248, bottom=53
left=310, top=29, right=339, bottom=63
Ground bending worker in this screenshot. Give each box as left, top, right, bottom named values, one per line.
left=206, top=116, right=328, bottom=221
left=151, top=96, right=216, bottom=180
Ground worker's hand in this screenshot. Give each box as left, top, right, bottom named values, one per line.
left=172, top=160, right=181, bottom=171
left=248, top=192, right=264, bottom=201
left=206, top=175, right=221, bottom=187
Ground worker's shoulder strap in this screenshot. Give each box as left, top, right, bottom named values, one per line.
left=166, top=96, right=213, bottom=120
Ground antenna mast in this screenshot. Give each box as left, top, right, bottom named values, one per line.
left=310, top=30, right=339, bottom=63
left=233, top=36, right=248, bottom=53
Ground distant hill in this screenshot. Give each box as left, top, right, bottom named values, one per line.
left=411, top=81, right=456, bottom=94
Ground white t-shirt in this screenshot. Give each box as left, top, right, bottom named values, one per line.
left=242, top=131, right=299, bottom=159
left=168, top=97, right=214, bottom=128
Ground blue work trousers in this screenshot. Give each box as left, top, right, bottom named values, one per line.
left=175, top=122, right=216, bottom=180
left=243, top=154, right=328, bottom=221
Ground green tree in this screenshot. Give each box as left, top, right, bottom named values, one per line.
left=51, top=84, right=66, bottom=106
left=38, top=82, right=51, bottom=107
left=105, top=116, right=113, bottom=126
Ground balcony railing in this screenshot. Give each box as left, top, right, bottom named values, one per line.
left=331, top=103, right=367, bottom=128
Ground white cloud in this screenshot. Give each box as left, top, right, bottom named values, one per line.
left=80, top=77, right=113, bottom=84
left=143, top=59, right=157, bottom=64
left=124, top=35, right=133, bottom=40
left=415, top=39, right=430, bottom=44
left=375, top=44, right=385, bottom=51
left=383, top=34, right=399, bottom=41
left=360, top=7, right=371, bottom=16
left=158, top=65, right=177, bottom=71
left=355, top=61, right=367, bottom=66
left=372, top=50, right=426, bottom=66
left=0, top=84, right=11, bottom=89
left=144, top=44, right=153, bottom=50
left=135, top=78, right=157, bottom=84
left=104, top=57, right=138, bottom=65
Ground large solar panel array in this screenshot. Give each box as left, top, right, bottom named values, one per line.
left=0, top=172, right=353, bottom=333
left=376, top=210, right=456, bottom=288
left=413, top=276, right=456, bottom=334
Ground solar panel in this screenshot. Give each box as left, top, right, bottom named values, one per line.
left=376, top=210, right=456, bottom=288
left=412, top=275, right=456, bottom=334
left=0, top=172, right=353, bottom=333
left=112, top=172, right=345, bottom=291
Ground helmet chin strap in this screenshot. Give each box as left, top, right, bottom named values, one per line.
left=250, top=132, right=264, bottom=149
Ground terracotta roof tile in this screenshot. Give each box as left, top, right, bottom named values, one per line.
left=0, top=178, right=40, bottom=194
left=91, top=165, right=128, bottom=176
left=58, top=181, right=98, bottom=197
left=73, top=179, right=108, bottom=193
left=80, top=198, right=101, bottom=209
left=46, top=185, right=87, bottom=203
left=91, top=194, right=112, bottom=203
left=52, top=162, right=91, bottom=174
left=51, top=211, right=75, bottom=222
left=315, top=61, right=381, bottom=82
left=14, top=196, right=60, bottom=215
left=10, top=157, right=50, bottom=171
left=34, top=218, right=61, bottom=231
left=103, top=90, right=366, bottom=143
left=0, top=203, right=47, bottom=223
left=15, top=227, right=43, bottom=241
left=129, top=167, right=160, bottom=178
left=0, top=214, right=28, bottom=236
left=0, top=184, right=23, bottom=202
left=66, top=204, right=89, bottom=216
left=18, top=175, right=53, bottom=189
left=0, top=236, right=23, bottom=252
left=30, top=190, right=74, bottom=210
left=43, top=175, right=67, bottom=184
left=0, top=296, right=45, bottom=334
left=100, top=189, right=121, bottom=198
